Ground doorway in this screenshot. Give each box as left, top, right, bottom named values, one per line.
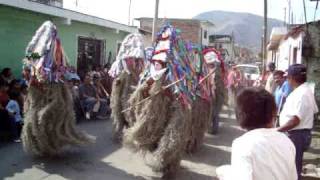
left=77, top=37, right=105, bottom=80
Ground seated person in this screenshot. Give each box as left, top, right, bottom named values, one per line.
left=79, top=74, right=109, bottom=120
left=216, top=87, right=297, bottom=180
left=92, top=73, right=110, bottom=101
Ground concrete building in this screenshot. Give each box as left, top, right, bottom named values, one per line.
left=208, top=34, right=235, bottom=62
left=267, top=21, right=320, bottom=104
left=135, top=17, right=214, bottom=46
left=0, top=0, right=137, bottom=77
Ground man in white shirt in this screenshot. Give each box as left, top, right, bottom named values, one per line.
left=278, top=64, right=318, bottom=180
left=216, top=88, right=297, bottom=180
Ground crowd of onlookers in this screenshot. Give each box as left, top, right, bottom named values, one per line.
left=0, top=64, right=113, bottom=143
left=71, top=64, right=113, bottom=120
left=0, top=67, right=29, bottom=142
left=218, top=63, right=318, bottom=180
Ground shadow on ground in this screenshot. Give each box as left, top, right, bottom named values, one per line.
left=0, top=119, right=146, bottom=180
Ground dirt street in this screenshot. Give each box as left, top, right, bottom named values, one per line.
left=0, top=106, right=319, bottom=180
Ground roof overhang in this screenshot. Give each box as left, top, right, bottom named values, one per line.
left=1, top=0, right=138, bottom=33
left=270, top=27, right=287, bottom=42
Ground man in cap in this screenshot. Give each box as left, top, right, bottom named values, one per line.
left=278, top=64, right=318, bottom=180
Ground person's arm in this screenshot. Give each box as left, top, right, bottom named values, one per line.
left=98, top=82, right=110, bottom=97
left=277, top=116, right=300, bottom=132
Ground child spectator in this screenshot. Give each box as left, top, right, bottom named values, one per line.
left=6, top=92, right=23, bottom=142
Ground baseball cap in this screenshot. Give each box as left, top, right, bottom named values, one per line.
left=287, top=64, right=306, bottom=76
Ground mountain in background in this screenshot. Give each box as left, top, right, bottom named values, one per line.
left=194, top=10, right=284, bottom=53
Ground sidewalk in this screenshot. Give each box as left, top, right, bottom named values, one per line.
left=303, top=118, right=320, bottom=179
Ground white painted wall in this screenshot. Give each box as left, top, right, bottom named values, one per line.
left=200, top=22, right=214, bottom=46
left=275, top=32, right=304, bottom=71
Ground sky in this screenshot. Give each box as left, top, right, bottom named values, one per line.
left=64, top=0, right=320, bottom=25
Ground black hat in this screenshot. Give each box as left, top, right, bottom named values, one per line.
left=288, top=64, right=306, bottom=76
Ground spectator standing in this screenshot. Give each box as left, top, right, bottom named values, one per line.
left=278, top=64, right=318, bottom=180
left=227, top=64, right=242, bottom=106
left=273, top=70, right=292, bottom=115
left=265, top=62, right=276, bottom=94
left=216, top=88, right=297, bottom=180
left=6, top=92, right=23, bottom=142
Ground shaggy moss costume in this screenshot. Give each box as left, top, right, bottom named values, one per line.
left=22, top=84, right=95, bottom=156
left=123, top=79, right=189, bottom=178
left=108, top=33, right=145, bottom=143
left=21, top=21, right=95, bottom=156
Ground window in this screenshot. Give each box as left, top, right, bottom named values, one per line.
left=204, top=30, right=208, bottom=39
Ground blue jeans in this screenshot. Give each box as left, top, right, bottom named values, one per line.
left=83, top=97, right=109, bottom=117
left=8, top=116, right=20, bottom=140
left=288, top=129, right=312, bottom=180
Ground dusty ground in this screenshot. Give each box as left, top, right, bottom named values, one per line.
left=0, top=106, right=319, bottom=180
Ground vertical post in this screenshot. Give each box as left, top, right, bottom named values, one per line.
left=303, top=0, right=308, bottom=23
left=152, top=0, right=160, bottom=42
left=128, top=0, right=132, bottom=26
left=288, top=0, right=291, bottom=27
left=263, top=0, right=268, bottom=72
left=284, top=7, right=287, bottom=26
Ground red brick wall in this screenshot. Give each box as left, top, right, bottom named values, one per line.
left=139, top=18, right=201, bottom=44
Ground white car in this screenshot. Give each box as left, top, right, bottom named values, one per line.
left=236, top=64, right=261, bottom=86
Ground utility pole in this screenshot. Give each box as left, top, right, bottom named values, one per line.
left=284, top=7, right=287, bottom=26
left=152, top=0, right=160, bottom=42
left=263, top=0, right=268, bottom=72
left=128, top=0, right=132, bottom=26
left=287, top=0, right=291, bottom=27
left=303, top=0, right=308, bottom=23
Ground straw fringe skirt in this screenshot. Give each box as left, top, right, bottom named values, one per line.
left=110, top=72, right=137, bottom=142
left=123, top=80, right=189, bottom=178
left=22, top=84, right=95, bottom=156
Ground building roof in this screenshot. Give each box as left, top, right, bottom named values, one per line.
left=135, top=17, right=214, bottom=27
left=209, top=34, right=233, bottom=42
left=1, top=0, right=137, bottom=33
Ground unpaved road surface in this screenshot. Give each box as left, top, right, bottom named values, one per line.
left=0, top=106, right=319, bottom=180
